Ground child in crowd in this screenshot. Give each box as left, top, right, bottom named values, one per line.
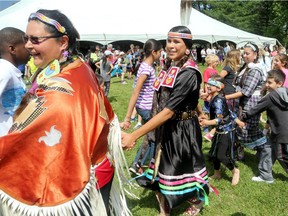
left=95, top=50, right=114, bottom=97
left=272, top=53, right=288, bottom=87
left=201, top=54, right=219, bottom=141
left=199, top=75, right=244, bottom=186
left=243, top=69, right=288, bottom=182
left=261, top=53, right=288, bottom=136
left=122, top=39, right=162, bottom=176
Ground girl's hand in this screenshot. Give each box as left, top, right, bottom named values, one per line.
left=198, top=113, right=208, bottom=122
left=121, top=121, right=131, bottom=130
left=200, top=91, right=208, bottom=100
left=121, top=131, right=136, bottom=150
left=199, top=119, right=208, bottom=127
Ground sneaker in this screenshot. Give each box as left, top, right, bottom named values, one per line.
left=251, top=176, right=274, bottom=184
left=129, top=163, right=143, bottom=176
left=130, top=116, right=137, bottom=122
left=129, top=164, right=137, bottom=175
left=133, top=122, right=142, bottom=130
left=121, top=80, right=127, bottom=84
left=203, top=133, right=213, bottom=142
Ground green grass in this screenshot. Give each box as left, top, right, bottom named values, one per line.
left=107, top=66, right=288, bottom=216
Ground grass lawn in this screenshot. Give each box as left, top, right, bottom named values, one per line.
left=107, top=65, right=288, bottom=216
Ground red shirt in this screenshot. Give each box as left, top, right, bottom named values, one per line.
left=203, top=67, right=218, bottom=83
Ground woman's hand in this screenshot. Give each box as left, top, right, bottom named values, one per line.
left=121, top=131, right=136, bottom=150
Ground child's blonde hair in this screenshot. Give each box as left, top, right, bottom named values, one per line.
left=223, top=49, right=241, bottom=72
left=205, top=54, right=219, bottom=65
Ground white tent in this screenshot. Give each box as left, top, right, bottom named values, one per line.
left=0, top=0, right=277, bottom=46
left=187, top=8, right=277, bottom=46
left=0, top=0, right=180, bottom=44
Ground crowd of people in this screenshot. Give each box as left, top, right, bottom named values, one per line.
left=0, top=8, right=287, bottom=216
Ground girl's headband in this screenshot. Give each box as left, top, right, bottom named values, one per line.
left=207, top=78, right=224, bottom=89
left=29, top=12, right=66, bottom=34
left=245, top=43, right=257, bottom=52
left=168, top=32, right=193, bottom=40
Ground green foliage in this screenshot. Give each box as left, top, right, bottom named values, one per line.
left=193, top=0, right=288, bottom=46
left=108, top=70, right=288, bottom=216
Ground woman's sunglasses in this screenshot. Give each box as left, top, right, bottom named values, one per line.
left=23, top=35, right=62, bottom=44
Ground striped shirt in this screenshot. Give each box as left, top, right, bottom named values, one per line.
left=135, top=62, right=155, bottom=110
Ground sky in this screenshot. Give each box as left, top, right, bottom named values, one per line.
left=0, top=0, right=20, bottom=11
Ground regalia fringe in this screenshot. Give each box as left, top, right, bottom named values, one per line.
left=107, top=115, right=138, bottom=216
left=0, top=167, right=107, bottom=216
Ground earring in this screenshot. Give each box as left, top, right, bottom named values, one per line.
left=185, top=49, right=190, bottom=55
left=59, top=50, right=69, bottom=63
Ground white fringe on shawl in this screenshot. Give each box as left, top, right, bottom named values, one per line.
left=0, top=167, right=107, bottom=216
left=107, top=115, right=139, bottom=216
left=0, top=115, right=137, bottom=216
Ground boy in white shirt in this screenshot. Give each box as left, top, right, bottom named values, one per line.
left=0, top=27, right=30, bottom=136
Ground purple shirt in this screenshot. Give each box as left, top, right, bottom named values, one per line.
left=135, top=62, right=155, bottom=110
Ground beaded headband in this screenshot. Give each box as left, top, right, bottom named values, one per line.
left=168, top=32, right=193, bottom=39
left=207, top=78, right=224, bottom=89
left=29, top=12, right=66, bottom=34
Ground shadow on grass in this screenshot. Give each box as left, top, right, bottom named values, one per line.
left=237, top=149, right=259, bottom=175
left=107, top=96, right=117, bottom=102
left=126, top=189, right=159, bottom=213
left=273, top=173, right=288, bottom=181
left=231, top=213, right=247, bottom=216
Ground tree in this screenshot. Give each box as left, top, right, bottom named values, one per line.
left=192, top=0, right=288, bottom=46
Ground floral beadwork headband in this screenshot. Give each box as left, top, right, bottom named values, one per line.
left=168, top=32, right=193, bottom=40
left=29, top=12, right=66, bottom=34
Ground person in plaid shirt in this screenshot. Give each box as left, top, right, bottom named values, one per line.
left=226, top=42, right=274, bottom=183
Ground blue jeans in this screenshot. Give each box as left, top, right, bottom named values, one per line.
left=132, top=108, right=154, bottom=166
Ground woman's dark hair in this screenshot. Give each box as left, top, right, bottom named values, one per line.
left=30, top=9, right=80, bottom=55
left=164, top=26, right=193, bottom=70
left=169, top=25, right=192, bottom=49
left=143, top=39, right=162, bottom=58
left=244, top=42, right=259, bottom=63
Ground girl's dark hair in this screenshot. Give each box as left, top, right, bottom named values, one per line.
left=30, top=9, right=80, bottom=55
left=133, top=51, right=145, bottom=76
left=143, top=39, right=162, bottom=58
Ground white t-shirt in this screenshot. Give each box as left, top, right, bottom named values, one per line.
left=0, top=59, right=26, bottom=136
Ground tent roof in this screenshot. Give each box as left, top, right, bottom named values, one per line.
left=0, top=0, right=277, bottom=46
left=0, top=0, right=180, bottom=44
left=188, top=8, right=276, bottom=46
